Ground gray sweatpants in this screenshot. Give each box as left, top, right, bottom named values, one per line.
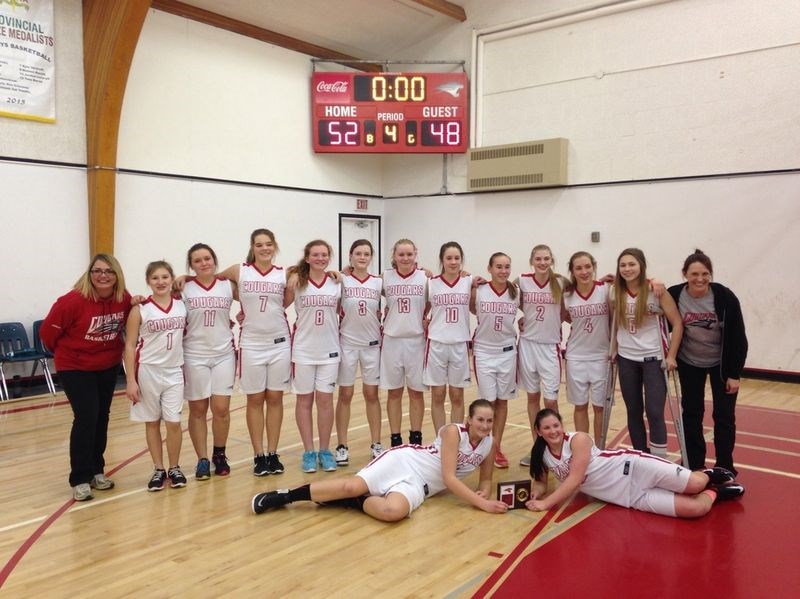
left=616, top=356, right=667, bottom=455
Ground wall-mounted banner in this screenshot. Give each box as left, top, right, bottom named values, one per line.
left=0, top=0, right=55, bottom=123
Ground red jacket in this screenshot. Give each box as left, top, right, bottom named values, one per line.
left=41, top=289, right=132, bottom=371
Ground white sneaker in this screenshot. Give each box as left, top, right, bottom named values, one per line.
left=73, top=483, right=93, bottom=501
left=519, top=454, right=531, bottom=467
left=90, top=473, right=115, bottom=490
left=334, top=444, right=349, bottom=466
left=370, top=442, right=384, bottom=459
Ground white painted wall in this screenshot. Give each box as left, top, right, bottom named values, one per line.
left=384, top=173, right=800, bottom=372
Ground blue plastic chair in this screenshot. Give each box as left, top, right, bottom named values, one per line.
left=0, top=322, right=56, bottom=401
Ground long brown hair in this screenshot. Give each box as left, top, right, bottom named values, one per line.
left=288, top=239, right=333, bottom=289
left=566, top=251, right=597, bottom=295
left=488, top=252, right=517, bottom=300
left=613, top=248, right=649, bottom=328
left=246, top=228, right=279, bottom=263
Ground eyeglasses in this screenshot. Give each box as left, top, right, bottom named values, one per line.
left=90, top=269, right=116, bottom=277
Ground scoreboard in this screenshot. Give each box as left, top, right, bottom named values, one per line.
left=311, top=72, right=469, bottom=153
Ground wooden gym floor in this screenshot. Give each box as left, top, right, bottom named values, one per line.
left=0, top=377, right=798, bottom=597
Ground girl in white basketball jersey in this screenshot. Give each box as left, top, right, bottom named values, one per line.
left=217, top=229, right=292, bottom=477
left=563, top=251, right=612, bottom=442
left=425, top=242, right=473, bottom=433
left=517, top=244, right=567, bottom=466
left=251, top=400, right=509, bottom=521
left=612, top=248, right=683, bottom=458
left=125, top=261, right=188, bottom=491
left=381, top=239, right=428, bottom=448
left=289, top=240, right=342, bottom=474
left=525, top=409, right=743, bottom=518
left=335, top=239, right=383, bottom=466
left=470, top=252, right=520, bottom=468
left=182, top=243, right=236, bottom=480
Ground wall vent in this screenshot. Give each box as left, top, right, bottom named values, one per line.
left=468, top=138, right=568, bottom=191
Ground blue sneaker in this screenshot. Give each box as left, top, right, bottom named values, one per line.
left=302, top=450, right=318, bottom=473
left=318, top=449, right=337, bottom=472
left=195, top=458, right=211, bottom=481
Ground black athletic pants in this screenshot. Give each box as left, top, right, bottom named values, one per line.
left=59, top=365, right=120, bottom=486
left=677, top=359, right=737, bottom=474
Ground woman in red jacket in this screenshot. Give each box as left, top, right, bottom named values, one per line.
left=42, top=254, right=132, bottom=501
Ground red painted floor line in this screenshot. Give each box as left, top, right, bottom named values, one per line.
left=0, top=403, right=246, bottom=590
left=0, top=399, right=69, bottom=414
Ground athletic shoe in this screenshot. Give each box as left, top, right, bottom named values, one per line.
left=253, top=454, right=270, bottom=476
left=195, top=458, right=211, bottom=480
left=212, top=452, right=231, bottom=476
left=371, top=442, right=385, bottom=459
left=251, top=490, right=290, bottom=514
left=519, top=454, right=531, bottom=467
left=335, top=444, right=349, bottom=466
left=90, top=473, right=115, bottom=490
left=703, top=467, right=736, bottom=486
left=318, top=449, right=338, bottom=472
left=494, top=448, right=509, bottom=469
left=168, top=467, right=187, bottom=488
left=266, top=452, right=284, bottom=475
left=72, top=483, right=93, bottom=502
left=302, top=450, right=318, bottom=473
left=390, top=433, right=403, bottom=448
left=409, top=431, right=422, bottom=445
left=148, top=469, right=167, bottom=492
left=714, top=481, right=745, bottom=502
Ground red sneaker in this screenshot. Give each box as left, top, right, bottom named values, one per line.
left=494, top=448, right=509, bottom=468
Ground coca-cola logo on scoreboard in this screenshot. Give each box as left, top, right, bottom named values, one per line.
left=314, top=75, right=349, bottom=101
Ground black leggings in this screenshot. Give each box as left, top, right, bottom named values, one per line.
left=59, top=365, right=120, bottom=486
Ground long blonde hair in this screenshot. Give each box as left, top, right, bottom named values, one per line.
left=74, top=253, right=127, bottom=303
left=530, top=244, right=562, bottom=304
left=391, top=238, right=417, bottom=269
left=613, top=248, right=649, bottom=328
left=288, top=239, right=333, bottom=289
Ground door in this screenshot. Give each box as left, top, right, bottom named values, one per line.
left=338, top=214, right=381, bottom=272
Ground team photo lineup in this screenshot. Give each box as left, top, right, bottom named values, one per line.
left=41, top=228, right=748, bottom=521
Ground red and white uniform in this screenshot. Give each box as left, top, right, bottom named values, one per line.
left=424, top=275, right=472, bottom=388
left=130, top=297, right=187, bottom=422
left=380, top=268, right=428, bottom=391
left=357, top=423, right=492, bottom=515
left=472, top=283, right=520, bottom=401
left=517, top=274, right=563, bottom=399
left=615, top=289, right=666, bottom=362
left=237, top=263, right=291, bottom=393
left=292, top=277, right=341, bottom=364
left=338, top=273, right=382, bottom=387
left=181, top=277, right=235, bottom=400
left=564, top=282, right=610, bottom=407
left=182, top=277, right=235, bottom=358
left=543, top=432, right=692, bottom=517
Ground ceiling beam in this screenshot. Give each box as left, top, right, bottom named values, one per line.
left=410, top=0, right=467, bottom=22
left=151, top=0, right=383, bottom=72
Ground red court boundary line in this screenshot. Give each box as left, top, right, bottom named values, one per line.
left=0, top=403, right=246, bottom=590
left=0, top=390, right=127, bottom=416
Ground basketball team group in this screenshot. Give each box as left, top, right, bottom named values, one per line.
left=40, top=228, right=748, bottom=521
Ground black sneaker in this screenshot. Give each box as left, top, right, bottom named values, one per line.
left=212, top=452, right=231, bottom=476
left=409, top=431, right=422, bottom=445
left=251, top=490, right=290, bottom=514
left=266, top=452, right=284, bottom=475
left=714, top=482, right=745, bottom=502
left=168, top=467, right=187, bottom=488
left=253, top=454, right=269, bottom=476
left=703, top=467, right=736, bottom=486
left=390, top=433, right=403, bottom=447
left=148, top=469, right=167, bottom=492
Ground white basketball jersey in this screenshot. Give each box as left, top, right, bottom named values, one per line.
left=473, top=282, right=520, bottom=352
left=564, top=282, right=611, bottom=361
left=339, top=273, right=382, bottom=348
left=615, top=289, right=666, bottom=361
left=182, top=277, right=235, bottom=358
left=135, top=297, right=187, bottom=367
left=427, top=274, right=472, bottom=343
left=292, top=277, right=341, bottom=364
left=544, top=433, right=669, bottom=508
left=238, top=263, right=290, bottom=349
left=518, top=274, right=562, bottom=343
left=392, top=424, right=492, bottom=497
left=383, top=268, right=427, bottom=338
